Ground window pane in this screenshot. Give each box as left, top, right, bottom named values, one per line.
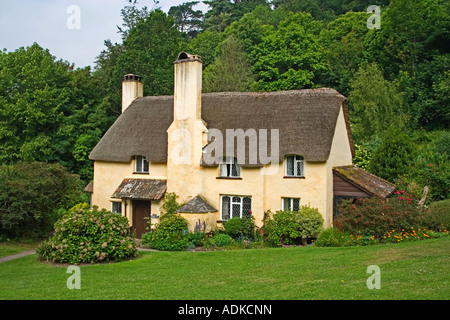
left=143, top=157, right=149, bottom=172
left=231, top=163, right=239, bottom=177
left=232, top=204, right=241, bottom=218
left=222, top=196, right=230, bottom=220
left=286, top=156, right=294, bottom=175
left=136, top=156, right=142, bottom=172
left=296, top=160, right=304, bottom=176
left=242, top=197, right=252, bottom=218
left=111, top=202, right=122, bottom=214
left=293, top=198, right=300, bottom=211
left=283, top=198, right=290, bottom=211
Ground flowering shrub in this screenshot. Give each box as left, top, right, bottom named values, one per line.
left=37, top=204, right=137, bottom=264
left=380, top=227, right=448, bottom=243
left=335, top=194, right=424, bottom=239
left=315, top=227, right=448, bottom=247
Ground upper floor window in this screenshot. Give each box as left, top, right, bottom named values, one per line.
left=285, top=155, right=304, bottom=177
left=219, top=156, right=240, bottom=178
left=135, top=155, right=149, bottom=173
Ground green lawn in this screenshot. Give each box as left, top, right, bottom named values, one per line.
left=0, top=237, right=449, bottom=300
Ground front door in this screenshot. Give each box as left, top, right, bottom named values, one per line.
left=133, top=200, right=151, bottom=238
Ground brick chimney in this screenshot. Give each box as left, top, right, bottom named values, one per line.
left=122, top=74, right=143, bottom=113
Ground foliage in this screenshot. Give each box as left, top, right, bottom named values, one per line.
left=224, top=216, right=256, bottom=239
left=140, top=214, right=189, bottom=251
left=265, top=205, right=323, bottom=246
left=160, top=192, right=182, bottom=217
left=203, top=35, right=255, bottom=92
left=334, top=195, right=425, bottom=239
left=36, top=205, right=137, bottom=264
left=112, top=9, right=186, bottom=98
left=168, top=1, right=204, bottom=38
left=348, top=62, right=407, bottom=143
left=423, top=199, right=450, bottom=231
left=368, top=127, right=415, bottom=183
left=214, top=233, right=234, bottom=247
left=314, top=227, right=352, bottom=247
left=252, top=12, right=326, bottom=91
left=0, top=162, right=83, bottom=239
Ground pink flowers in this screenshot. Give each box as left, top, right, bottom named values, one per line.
left=395, top=190, right=413, bottom=204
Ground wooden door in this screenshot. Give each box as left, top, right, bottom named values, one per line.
left=133, top=200, right=151, bottom=238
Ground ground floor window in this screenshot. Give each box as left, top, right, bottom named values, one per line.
left=282, top=197, right=300, bottom=211
left=111, top=201, right=122, bottom=214
left=221, top=195, right=252, bottom=220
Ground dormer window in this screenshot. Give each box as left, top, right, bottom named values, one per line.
left=285, top=155, right=304, bottom=177
left=135, top=155, right=149, bottom=173
left=219, top=156, right=240, bottom=178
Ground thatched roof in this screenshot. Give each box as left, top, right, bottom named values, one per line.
left=176, top=195, right=218, bottom=213
left=111, top=178, right=167, bottom=201
left=89, top=89, right=353, bottom=166
left=333, top=165, right=396, bottom=198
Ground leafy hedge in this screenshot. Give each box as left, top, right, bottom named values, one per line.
left=265, top=205, right=323, bottom=246
left=140, top=214, right=190, bottom=251
left=334, top=195, right=425, bottom=238
left=37, top=204, right=137, bottom=264
left=0, top=161, right=82, bottom=239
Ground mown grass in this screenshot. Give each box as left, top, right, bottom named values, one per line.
left=0, top=240, right=39, bottom=257
left=0, top=237, right=448, bottom=300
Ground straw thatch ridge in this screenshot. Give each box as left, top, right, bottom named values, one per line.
left=89, top=89, right=353, bottom=166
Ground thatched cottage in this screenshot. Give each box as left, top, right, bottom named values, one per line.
left=87, top=52, right=395, bottom=237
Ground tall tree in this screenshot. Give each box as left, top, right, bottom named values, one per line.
left=168, top=1, right=204, bottom=38
left=251, top=12, right=326, bottom=91
left=319, top=11, right=370, bottom=96
left=348, top=62, right=407, bottom=143
left=203, top=35, right=255, bottom=92
left=112, top=10, right=186, bottom=97
left=364, top=0, right=450, bottom=128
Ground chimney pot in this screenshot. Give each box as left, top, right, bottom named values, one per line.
left=122, top=74, right=143, bottom=113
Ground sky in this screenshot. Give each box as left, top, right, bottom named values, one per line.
left=0, top=0, right=208, bottom=68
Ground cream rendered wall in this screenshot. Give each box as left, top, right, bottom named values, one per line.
left=263, top=160, right=328, bottom=227
left=92, top=160, right=167, bottom=227
left=324, top=105, right=354, bottom=227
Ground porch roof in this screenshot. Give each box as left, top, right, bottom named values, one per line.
left=111, top=178, right=167, bottom=201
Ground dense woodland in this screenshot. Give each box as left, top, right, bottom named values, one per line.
left=0, top=0, right=448, bottom=210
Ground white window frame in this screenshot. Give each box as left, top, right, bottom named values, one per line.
left=111, top=201, right=122, bottom=215
left=219, top=156, right=240, bottom=178
left=282, top=197, right=301, bottom=212
left=135, top=155, right=149, bottom=173
left=285, top=155, right=304, bottom=177
left=220, top=195, right=252, bottom=221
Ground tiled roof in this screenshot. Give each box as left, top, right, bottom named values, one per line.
left=111, top=178, right=166, bottom=201
left=333, top=165, right=396, bottom=198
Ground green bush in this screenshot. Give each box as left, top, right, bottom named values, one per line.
left=314, top=227, right=352, bottom=247
left=36, top=204, right=137, bottom=264
left=0, top=161, right=83, bottom=239
left=422, top=199, right=450, bottom=231
left=140, top=214, right=189, bottom=251
left=214, top=233, right=234, bottom=247
left=334, top=195, right=424, bottom=238
left=265, top=205, right=324, bottom=246
left=224, top=216, right=256, bottom=239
